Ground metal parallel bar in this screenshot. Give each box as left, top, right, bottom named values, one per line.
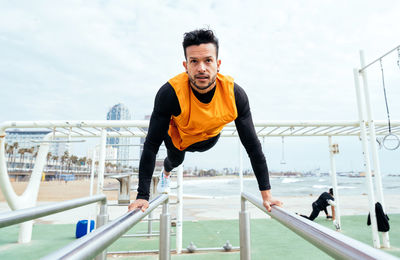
left=41, top=194, right=169, bottom=260
left=359, top=44, right=400, bottom=72
left=241, top=192, right=398, bottom=260
left=0, top=195, right=106, bottom=228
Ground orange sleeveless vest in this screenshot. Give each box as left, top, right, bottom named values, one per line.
left=167, top=72, right=238, bottom=151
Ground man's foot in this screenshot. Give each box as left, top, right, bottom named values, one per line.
left=157, top=169, right=170, bottom=194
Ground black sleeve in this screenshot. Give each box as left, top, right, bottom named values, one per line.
left=136, top=83, right=180, bottom=200
left=234, top=83, right=271, bottom=190
left=323, top=207, right=328, bottom=215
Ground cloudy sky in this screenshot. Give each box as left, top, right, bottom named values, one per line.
left=1, top=0, right=400, bottom=173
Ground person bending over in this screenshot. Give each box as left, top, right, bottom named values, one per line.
left=300, top=188, right=336, bottom=221
left=128, top=28, right=282, bottom=213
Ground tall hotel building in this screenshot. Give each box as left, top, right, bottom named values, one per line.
left=106, top=103, right=132, bottom=166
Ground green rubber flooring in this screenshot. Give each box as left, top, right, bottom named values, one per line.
left=1, top=214, right=399, bottom=260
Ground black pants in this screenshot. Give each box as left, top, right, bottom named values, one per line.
left=163, top=134, right=220, bottom=172
left=300, top=202, right=321, bottom=221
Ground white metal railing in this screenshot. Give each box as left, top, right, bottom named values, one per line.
left=0, top=194, right=106, bottom=228
left=239, top=192, right=398, bottom=260
left=41, top=194, right=170, bottom=260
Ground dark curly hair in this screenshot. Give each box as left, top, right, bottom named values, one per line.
left=182, top=28, right=219, bottom=60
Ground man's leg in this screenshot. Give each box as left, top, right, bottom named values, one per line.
left=157, top=136, right=186, bottom=193
left=163, top=135, right=186, bottom=176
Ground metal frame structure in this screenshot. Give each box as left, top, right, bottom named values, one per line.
left=1, top=119, right=399, bottom=247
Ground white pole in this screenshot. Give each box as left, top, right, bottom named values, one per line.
left=97, top=129, right=107, bottom=194
left=87, top=149, right=96, bottom=235
left=359, top=50, right=390, bottom=248
left=353, top=68, right=380, bottom=248
left=328, top=136, right=341, bottom=230
left=176, top=165, right=183, bottom=254
left=238, top=138, right=243, bottom=193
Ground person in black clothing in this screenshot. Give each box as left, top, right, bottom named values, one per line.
left=300, top=188, right=336, bottom=221
left=128, top=28, right=282, bottom=213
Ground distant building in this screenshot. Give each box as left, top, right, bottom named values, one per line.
left=5, top=129, right=65, bottom=158
left=106, top=103, right=132, bottom=166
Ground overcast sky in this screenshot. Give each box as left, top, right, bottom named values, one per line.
left=1, top=0, right=400, bottom=173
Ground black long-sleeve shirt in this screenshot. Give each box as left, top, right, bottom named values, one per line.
left=137, top=82, right=270, bottom=200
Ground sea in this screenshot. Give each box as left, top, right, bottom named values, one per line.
left=180, top=175, right=400, bottom=198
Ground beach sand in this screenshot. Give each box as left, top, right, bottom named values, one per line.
left=1, top=179, right=399, bottom=224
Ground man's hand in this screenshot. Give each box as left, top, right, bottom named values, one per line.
left=261, top=190, right=282, bottom=212
left=128, top=199, right=149, bottom=212
left=326, top=215, right=333, bottom=219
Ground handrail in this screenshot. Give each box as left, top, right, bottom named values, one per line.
left=41, top=194, right=169, bottom=260
left=241, top=192, right=398, bottom=260
left=0, top=194, right=106, bottom=228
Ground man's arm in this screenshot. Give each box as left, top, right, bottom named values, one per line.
left=129, top=83, right=180, bottom=211
left=234, top=84, right=281, bottom=211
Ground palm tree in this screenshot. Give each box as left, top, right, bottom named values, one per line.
left=18, top=148, right=26, bottom=168
left=28, top=146, right=35, bottom=169
left=6, top=144, right=14, bottom=167
left=70, top=155, right=78, bottom=171
left=46, top=152, right=52, bottom=166
left=87, top=158, right=93, bottom=173
left=12, top=142, right=19, bottom=166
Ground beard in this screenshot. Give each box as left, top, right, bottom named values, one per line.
left=188, top=73, right=217, bottom=91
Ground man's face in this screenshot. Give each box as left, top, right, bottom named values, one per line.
left=183, top=43, right=221, bottom=93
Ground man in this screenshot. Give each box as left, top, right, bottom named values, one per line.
left=300, top=188, right=336, bottom=221
left=128, top=28, right=281, bottom=213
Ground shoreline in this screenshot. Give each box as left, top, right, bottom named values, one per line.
left=1, top=179, right=399, bottom=223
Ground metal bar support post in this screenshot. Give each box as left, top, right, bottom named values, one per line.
left=328, top=136, right=341, bottom=230
left=159, top=199, right=171, bottom=260
left=239, top=197, right=251, bottom=260
left=359, top=50, right=390, bottom=248
left=176, top=165, right=183, bottom=254
left=353, top=68, right=380, bottom=248
left=95, top=199, right=109, bottom=260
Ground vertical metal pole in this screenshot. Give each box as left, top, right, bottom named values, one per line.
left=97, top=129, right=107, bottom=195
left=95, top=199, right=108, bottom=260
left=159, top=200, right=171, bottom=260
left=328, top=136, right=341, bottom=230
left=176, top=165, right=183, bottom=254
left=87, top=149, right=96, bottom=235
left=360, top=50, right=390, bottom=248
left=239, top=138, right=243, bottom=193
left=353, top=68, right=380, bottom=248
left=239, top=197, right=251, bottom=260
